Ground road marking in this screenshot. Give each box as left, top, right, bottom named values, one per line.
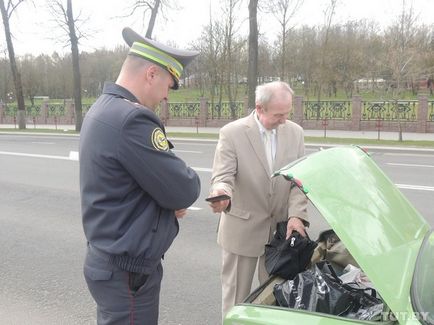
left=187, top=206, right=202, bottom=211
left=3, top=151, right=433, bottom=192
left=192, top=167, right=213, bottom=172
left=172, top=142, right=216, bottom=146
left=69, top=151, right=79, bottom=161
left=385, top=153, right=434, bottom=157
left=172, top=149, right=202, bottom=154
left=31, top=141, right=55, bottom=145
left=0, top=150, right=72, bottom=160
left=396, top=184, right=434, bottom=192
left=387, top=163, right=434, bottom=168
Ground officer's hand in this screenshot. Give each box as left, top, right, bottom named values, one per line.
left=175, top=209, right=187, bottom=219
left=208, top=189, right=230, bottom=213
left=286, top=217, right=306, bottom=239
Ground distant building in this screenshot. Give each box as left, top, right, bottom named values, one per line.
left=354, top=78, right=386, bottom=90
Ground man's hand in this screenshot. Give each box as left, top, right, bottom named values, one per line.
left=175, top=209, right=187, bottom=219
left=286, top=217, right=306, bottom=239
left=208, top=189, right=230, bottom=213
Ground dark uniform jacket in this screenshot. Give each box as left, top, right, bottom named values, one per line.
left=79, top=82, right=200, bottom=274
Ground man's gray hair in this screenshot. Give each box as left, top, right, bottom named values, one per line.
left=255, top=81, right=294, bottom=106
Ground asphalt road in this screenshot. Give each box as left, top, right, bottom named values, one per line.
left=0, top=134, right=433, bottom=325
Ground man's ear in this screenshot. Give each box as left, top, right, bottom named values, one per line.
left=145, top=65, right=159, bottom=83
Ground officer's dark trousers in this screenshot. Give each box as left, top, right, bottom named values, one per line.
left=84, top=245, right=163, bottom=325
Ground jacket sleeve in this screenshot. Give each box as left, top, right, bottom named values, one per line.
left=288, top=186, right=309, bottom=225
left=210, top=126, right=237, bottom=197
left=288, top=126, right=309, bottom=224
left=117, top=110, right=200, bottom=210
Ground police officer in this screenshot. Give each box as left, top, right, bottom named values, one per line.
left=79, top=27, right=201, bottom=325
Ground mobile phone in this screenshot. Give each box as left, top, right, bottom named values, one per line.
left=205, top=194, right=231, bottom=203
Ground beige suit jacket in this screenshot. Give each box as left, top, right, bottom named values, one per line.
left=211, top=113, right=308, bottom=257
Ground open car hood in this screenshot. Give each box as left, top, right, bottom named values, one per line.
left=273, top=146, right=430, bottom=318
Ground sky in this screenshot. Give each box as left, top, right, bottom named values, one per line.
left=1, top=0, right=433, bottom=57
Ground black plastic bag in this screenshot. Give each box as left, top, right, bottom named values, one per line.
left=273, top=261, right=383, bottom=320
left=265, top=221, right=317, bottom=280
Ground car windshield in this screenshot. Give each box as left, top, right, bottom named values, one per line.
left=411, top=230, right=434, bottom=325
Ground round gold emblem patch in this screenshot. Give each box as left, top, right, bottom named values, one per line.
left=151, top=128, right=169, bottom=151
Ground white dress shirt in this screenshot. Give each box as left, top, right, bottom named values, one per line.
left=254, top=112, right=276, bottom=171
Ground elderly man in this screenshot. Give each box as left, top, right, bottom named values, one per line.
left=209, top=81, right=309, bottom=318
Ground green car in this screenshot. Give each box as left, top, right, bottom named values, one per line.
left=224, top=146, right=433, bottom=325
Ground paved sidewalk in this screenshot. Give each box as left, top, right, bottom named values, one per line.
left=1, top=124, right=434, bottom=141
left=166, top=126, right=434, bottom=141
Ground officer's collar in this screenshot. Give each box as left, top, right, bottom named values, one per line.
left=102, top=82, right=140, bottom=104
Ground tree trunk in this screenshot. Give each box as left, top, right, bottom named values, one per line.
left=0, top=0, right=26, bottom=129
left=247, top=0, right=258, bottom=112
left=67, top=0, right=82, bottom=131
left=146, top=0, right=160, bottom=38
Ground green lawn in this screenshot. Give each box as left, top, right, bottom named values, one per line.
left=15, top=86, right=432, bottom=107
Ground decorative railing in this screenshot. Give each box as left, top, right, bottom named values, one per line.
left=208, top=101, right=244, bottom=119
left=1, top=97, right=433, bottom=132
left=429, top=101, right=434, bottom=121
left=26, top=105, right=41, bottom=117
left=81, top=104, right=92, bottom=116
left=361, top=100, right=417, bottom=121
left=303, top=101, right=352, bottom=120
left=169, top=102, right=200, bottom=119
left=47, top=104, right=66, bottom=117
left=4, top=104, right=18, bottom=117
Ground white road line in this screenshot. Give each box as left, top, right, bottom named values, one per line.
left=0, top=150, right=72, bottom=160
left=69, top=151, right=79, bottom=161
left=187, top=207, right=202, bottom=211
left=387, top=163, right=434, bottom=168
left=396, top=184, right=434, bottom=192
left=31, top=141, right=55, bottom=145
left=172, top=142, right=216, bottom=146
left=192, top=167, right=213, bottom=173
left=172, top=149, right=202, bottom=154
left=385, top=153, right=434, bottom=157
left=2, top=151, right=434, bottom=192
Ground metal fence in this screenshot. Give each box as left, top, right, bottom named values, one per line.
left=303, top=101, right=352, bottom=120
left=4, top=103, right=18, bottom=117
left=168, top=102, right=200, bottom=118
left=361, top=100, right=417, bottom=121
left=1, top=98, right=433, bottom=130
left=429, top=101, right=434, bottom=121
left=207, top=101, right=244, bottom=119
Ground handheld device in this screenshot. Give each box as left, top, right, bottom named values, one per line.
left=205, top=194, right=231, bottom=203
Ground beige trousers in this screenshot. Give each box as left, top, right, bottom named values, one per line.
left=221, top=249, right=269, bottom=320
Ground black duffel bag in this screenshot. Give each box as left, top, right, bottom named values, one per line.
left=265, top=221, right=317, bottom=280
left=273, top=261, right=384, bottom=320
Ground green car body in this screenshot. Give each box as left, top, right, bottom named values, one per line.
left=224, top=146, right=433, bottom=325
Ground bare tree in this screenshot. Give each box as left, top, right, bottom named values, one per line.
left=202, top=13, right=225, bottom=114
left=247, top=0, right=258, bottom=111
left=384, top=0, right=419, bottom=141
left=20, top=54, right=39, bottom=106
left=124, top=0, right=178, bottom=39
left=265, top=0, right=303, bottom=82
left=0, top=0, right=27, bottom=129
left=222, top=0, right=243, bottom=119
left=315, top=0, right=337, bottom=101
left=47, top=0, right=83, bottom=131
